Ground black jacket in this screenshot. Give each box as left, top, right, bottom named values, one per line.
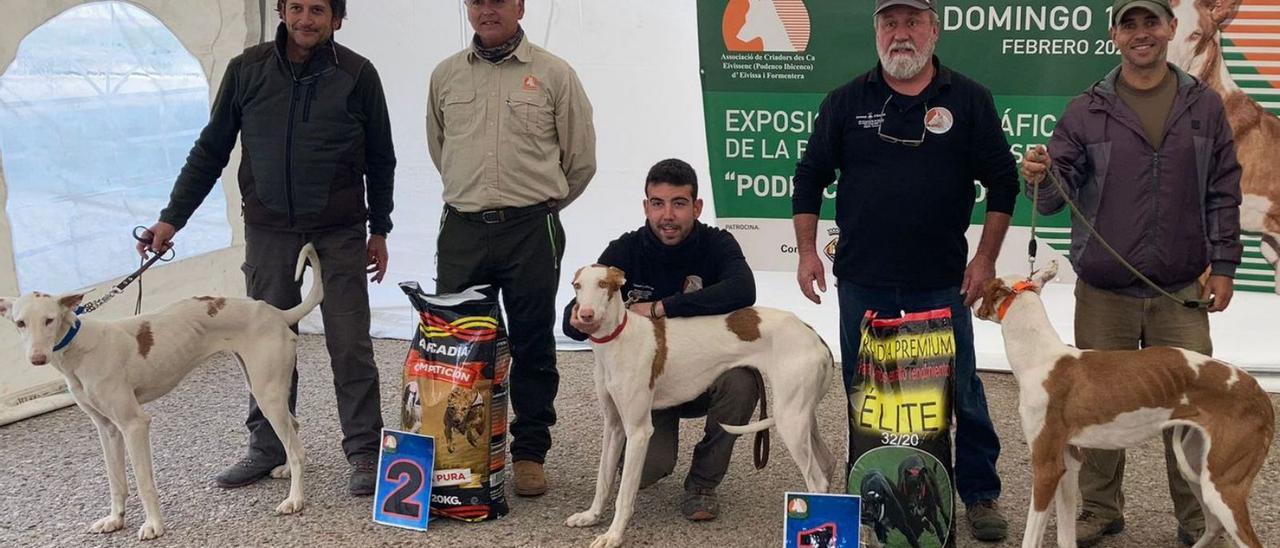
left=161, top=24, right=396, bottom=235
left=563, top=222, right=755, bottom=341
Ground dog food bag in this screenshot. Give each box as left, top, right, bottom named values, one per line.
left=847, top=309, right=956, bottom=548
left=399, top=282, right=510, bottom=522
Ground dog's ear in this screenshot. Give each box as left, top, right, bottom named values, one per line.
left=975, top=279, right=1011, bottom=321
left=1210, top=0, right=1241, bottom=26
left=604, top=266, right=626, bottom=293
left=1031, top=260, right=1059, bottom=290
left=0, top=297, right=14, bottom=320
left=57, top=292, right=88, bottom=310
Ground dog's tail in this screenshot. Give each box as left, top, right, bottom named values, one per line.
left=281, top=243, right=323, bottom=325
left=720, top=417, right=775, bottom=435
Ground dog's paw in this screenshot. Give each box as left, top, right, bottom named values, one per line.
left=565, top=510, right=601, bottom=527
left=89, top=514, right=125, bottom=534
left=590, top=532, right=624, bottom=548
left=270, top=464, right=291, bottom=479
left=275, top=497, right=305, bottom=515
left=136, top=519, right=165, bottom=541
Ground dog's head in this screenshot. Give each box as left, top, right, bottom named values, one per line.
left=0, top=291, right=88, bottom=366
left=571, top=264, right=626, bottom=325
left=971, top=261, right=1058, bottom=324
left=1168, top=0, right=1241, bottom=78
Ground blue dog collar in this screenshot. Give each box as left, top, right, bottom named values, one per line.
left=52, top=318, right=81, bottom=352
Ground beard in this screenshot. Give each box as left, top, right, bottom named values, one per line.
left=878, top=38, right=935, bottom=80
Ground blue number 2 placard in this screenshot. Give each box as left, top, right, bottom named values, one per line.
left=372, top=429, right=436, bottom=531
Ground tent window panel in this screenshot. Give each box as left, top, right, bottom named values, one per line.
left=0, top=1, right=231, bottom=294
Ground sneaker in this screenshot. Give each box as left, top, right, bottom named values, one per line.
left=213, top=457, right=283, bottom=489
left=513, top=460, right=547, bottom=497
left=680, top=488, right=719, bottom=521
left=1076, top=510, right=1125, bottom=547
left=965, top=499, right=1009, bottom=542
left=348, top=457, right=377, bottom=496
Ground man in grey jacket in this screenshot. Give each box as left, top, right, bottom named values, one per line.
left=138, top=0, right=394, bottom=496
left=1021, top=0, right=1242, bottom=545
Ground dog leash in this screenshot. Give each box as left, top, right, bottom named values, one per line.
left=76, top=226, right=175, bottom=315
left=748, top=368, right=770, bottom=470
left=1036, top=170, right=1210, bottom=310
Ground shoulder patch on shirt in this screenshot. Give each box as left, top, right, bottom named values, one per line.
left=925, top=107, right=953, bottom=135
left=522, top=75, right=541, bottom=91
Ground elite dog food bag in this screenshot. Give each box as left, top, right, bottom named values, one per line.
left=399, top=282, right=510, bottom=521
left=847, top=309, right=956, bottom=548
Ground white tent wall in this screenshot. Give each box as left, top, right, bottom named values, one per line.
left=0, top=0, right=259, bottom=424
left=1, top=1, right=1277, bottom=426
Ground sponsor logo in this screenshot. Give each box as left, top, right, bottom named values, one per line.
left=723, top=0, right=811, bottom=52
left=420, top=313, right=498, bottom=342
left=824, top=227, right=839, bottom=262
left=407, top=359, right=482, bottom=387
left=522, top=75, right=540, bottom=91
left=925, top=107, right=954, bottom=135
left=421, top=340, right=465, bottom=358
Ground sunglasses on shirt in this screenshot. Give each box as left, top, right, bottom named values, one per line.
left=876, top=95, right=927, bottom=147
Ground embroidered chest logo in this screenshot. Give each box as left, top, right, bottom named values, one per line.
left=626, top=284, right=654, bottom=305
left=682, top=276, right=704, bottom=294
left=925, top=107, right=954, bottom=135
left=522, top=75, right=541, bottom=91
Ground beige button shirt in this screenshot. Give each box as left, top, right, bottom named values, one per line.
left=427, top=37, right=596, bottom=212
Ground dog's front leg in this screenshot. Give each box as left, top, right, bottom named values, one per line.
left=592, top=399, right=655, bottom=548
left=117, top=411, right=165, bottom=540
left=566, top=392, right=625, bottom=528
left=85, top=410, right=127, bottom=534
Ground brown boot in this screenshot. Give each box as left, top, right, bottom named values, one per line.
left=513, top=461, right=547, bottom=497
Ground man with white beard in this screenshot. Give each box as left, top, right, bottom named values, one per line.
left=791, top=0, right=1016, bottom=542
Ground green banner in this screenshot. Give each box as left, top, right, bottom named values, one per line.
left=697, top=0, right=1279, bottom=292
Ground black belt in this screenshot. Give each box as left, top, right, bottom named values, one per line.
left=447, top=201, right=557, bottom=224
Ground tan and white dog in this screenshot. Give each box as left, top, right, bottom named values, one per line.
left=1169, top=0, right=1280, bottom=288
left=0, top=244, right=322, bottom=540
left=565, top=264, right=836, bottom=548
left=973, top=262, right=1274, bottom=548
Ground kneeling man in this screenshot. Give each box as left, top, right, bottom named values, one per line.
left=563, top=158, right=758, bottom=521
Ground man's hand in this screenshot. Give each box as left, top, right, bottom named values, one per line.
left=628, top=300, right=664, bottom=320
left=568, top=303, right=602, bottom=335
left=367, top=234, right=388, bottom=283
left=961, top=254, right=996, bottom=307
left=1202, top=274, right=1234, bottom=312
left=136, top=221, right=176, bottom=258
left=1021, top=144, right=1051, bottom=187
left=797, top=251, right=827, bottom=304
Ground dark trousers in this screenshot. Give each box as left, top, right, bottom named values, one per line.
left=242, top=223, right=383, bottom=463
left=639, top=368, right=760, bottom=491
left=1074, top=280, right=1208, bottom=531
left=837, top=282, right=1003, bottom=505
left=436, top=206, right=564, bottom=463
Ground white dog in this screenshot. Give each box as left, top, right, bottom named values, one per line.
left=0, top=244, right=322, bottom=540
left=973, top=262, right=1274, bottom=548
left=564, top=264, right=836, bottom=548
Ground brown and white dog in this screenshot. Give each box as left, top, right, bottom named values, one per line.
left=973, top=261, right=1274, bottom=548
left=564, top=264, right=836, bottom=548
left=0, top=244, right=321, bottom=540
left=1169, top=0, right=1280, bottom=289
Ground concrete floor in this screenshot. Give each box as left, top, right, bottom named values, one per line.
left=1, top=335, right=1277, bottom=547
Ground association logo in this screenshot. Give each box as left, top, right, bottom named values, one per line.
left=723, top=0, right=811, bottom=52
left=823, top=227, right=839, bottom=262
left=925, top=107, right=954, bottom=135
left=786, top=495, right=809, bottom=518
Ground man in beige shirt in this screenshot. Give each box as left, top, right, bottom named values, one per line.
left=427, top=0, right=596, bottom=497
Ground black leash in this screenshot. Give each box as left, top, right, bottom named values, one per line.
left=1039, top=170, right=1210, bottom=310
left=749, top=367, right=770, bottom=470
left=76, top=226, right=175, bottom=315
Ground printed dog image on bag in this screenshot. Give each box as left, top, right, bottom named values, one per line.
left=851, top=447, right=953, bottom=548
left=399, top=283, right=510, bottom=522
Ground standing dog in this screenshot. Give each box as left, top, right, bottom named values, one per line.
left=973, top=262, right=1274, bottom=548
left=860, top=469, right=919, bottom=548
left=0, top=244, right=322, bottom=540
left=1168, top=0, right=1280, bottom=286
left=896, top=454, right=948, bottom=543
left=564, top=265, right=836, bottom=548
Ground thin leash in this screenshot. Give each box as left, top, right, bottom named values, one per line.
left=76, top=226, right=175, bottom=315
left=1033, top=169, right=1209, bottom=310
